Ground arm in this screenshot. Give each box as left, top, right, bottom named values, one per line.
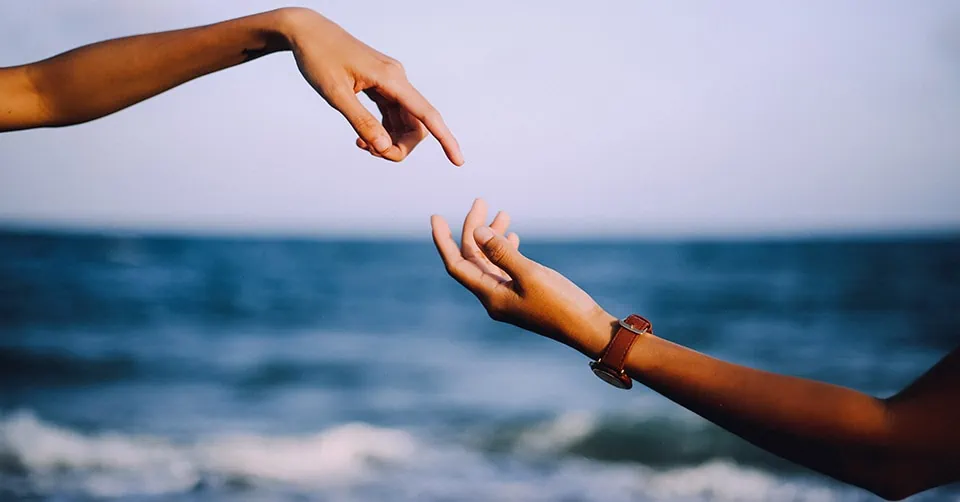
left=0, top=7, right=463, bottom=165
left=0, top=10, right=288, bottom=131
left=614, top=325, right=960, bottom=500
left=431, top=198, right=960, bottom=501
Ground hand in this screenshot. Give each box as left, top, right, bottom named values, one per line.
left=281, top=8, right=463, bottom=166
left=431, top=199, right=617, bottom=358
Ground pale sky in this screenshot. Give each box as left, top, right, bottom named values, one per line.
left=1, top=1, right=959, bottom=237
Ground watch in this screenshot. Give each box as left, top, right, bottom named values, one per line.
left=589, top=314, right=652, bottom=389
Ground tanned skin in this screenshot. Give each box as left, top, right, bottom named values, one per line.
left=433, top=198, right=960, bottom=501
left=0, top=7, right=463, bottom=165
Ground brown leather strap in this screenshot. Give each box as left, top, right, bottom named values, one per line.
left=597, top=314, right=652, bottom=373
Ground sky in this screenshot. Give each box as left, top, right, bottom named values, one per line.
left=1, top=1, right=959, bottom=238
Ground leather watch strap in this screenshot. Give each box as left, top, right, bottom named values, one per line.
left=591, top=314, right=652, bottom=389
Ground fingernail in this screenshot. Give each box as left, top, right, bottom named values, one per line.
left=474, top=226, right=495, bottom=244
left=372, top=135, right=391, bottom=152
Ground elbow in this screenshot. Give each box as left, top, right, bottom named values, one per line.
left=848, top=469, right=912, bottom=501
left=861, top=459, right=939, bottom=501
left=871, top=484, right=926, bottom=502
left=868, top=485, right=913, bottom=502
left=875, top=476, right=947, bottom=501
left=0, top=65, right=55, bottom=132
left=865, top=403, right=914, bottom=500
left=852, top=396, right=957, bottom=500
left=22, top=65, right=68, bottom=128
left=861, top=462, right=909, bottom=501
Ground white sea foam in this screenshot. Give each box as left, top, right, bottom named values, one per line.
left=0, top=410, right=889, bottom=501
left=515, top=410, right=598, bottom=453
left=1, top=411, right=195, bottom=496
left=644, top=461, right=842, bottom=502
left=0, top=411, right=416, bottom=497
left=196, top=422, right=416, bottom=484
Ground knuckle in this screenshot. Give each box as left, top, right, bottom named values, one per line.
left=384, top=57, right=405, bottom=73
left=484, top=296, right=508, bottom=321
left=354, top=114, right=380, bottom=132
left=444, top=263, right=457, bottom=277
left=484, top=242, right=509, bottom=265
left=526, top=264, right=545, bottom=281
left=324, top=83, right=353, bottom=101
left=422, top=107, right=441, bottom=125
left=444, top=264, right=466, bottom=282
left=487, top=309, right=506, bottom=322
left=379, top=60, right=406, bottom=83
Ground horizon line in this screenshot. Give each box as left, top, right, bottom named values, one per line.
left=2, top=220, right=958, bottom=244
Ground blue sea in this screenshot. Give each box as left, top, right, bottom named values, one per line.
left=0, top=230, right=957, bottom=501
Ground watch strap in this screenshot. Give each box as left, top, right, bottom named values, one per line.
left=596, top=314, right=652, bottom=376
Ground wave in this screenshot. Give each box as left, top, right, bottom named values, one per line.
left=0, top=410, right=417, bottom=499
left=472, top=411, right=803, bottom=473
left=0, top=411, right=897, bottom=501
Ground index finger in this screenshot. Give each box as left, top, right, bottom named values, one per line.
left=380, top=81, right=464, bottom=166
left=431, top=215, right=499, bottom=294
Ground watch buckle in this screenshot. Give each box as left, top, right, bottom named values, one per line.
left=618, top=318, right=649, bottom=336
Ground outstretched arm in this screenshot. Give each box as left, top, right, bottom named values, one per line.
left=431, top=199, right=960, bottom=500
left=0, top=7, right=463, bottom=165
left=614, top=324, right=960, bottom=500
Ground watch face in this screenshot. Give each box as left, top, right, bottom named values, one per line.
left=591, top=366, right=631, bottom=389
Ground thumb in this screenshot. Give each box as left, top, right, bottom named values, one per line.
left=331, top=92, right=394, bottom=154
left=474, top=226, right=529, bottom=278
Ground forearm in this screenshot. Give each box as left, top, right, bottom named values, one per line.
left=579, top=314, right=906, bottom=498
left=4, top=8, right=299, bottom=131
left=435, top=204, right=957, bottom=498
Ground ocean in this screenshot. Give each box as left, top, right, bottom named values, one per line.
left=0, top=230, right=957, bottom=501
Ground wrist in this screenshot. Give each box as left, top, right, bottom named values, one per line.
left=268, top=7, right=317, bottom=50
left=272, top=7, right=336, bottom=49
left=572, top=309, right=619, bottom=361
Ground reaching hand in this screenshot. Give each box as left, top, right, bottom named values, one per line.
left=285, top=8, right=463, bottom=166
left=431, top=199, right=616, bottom=357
